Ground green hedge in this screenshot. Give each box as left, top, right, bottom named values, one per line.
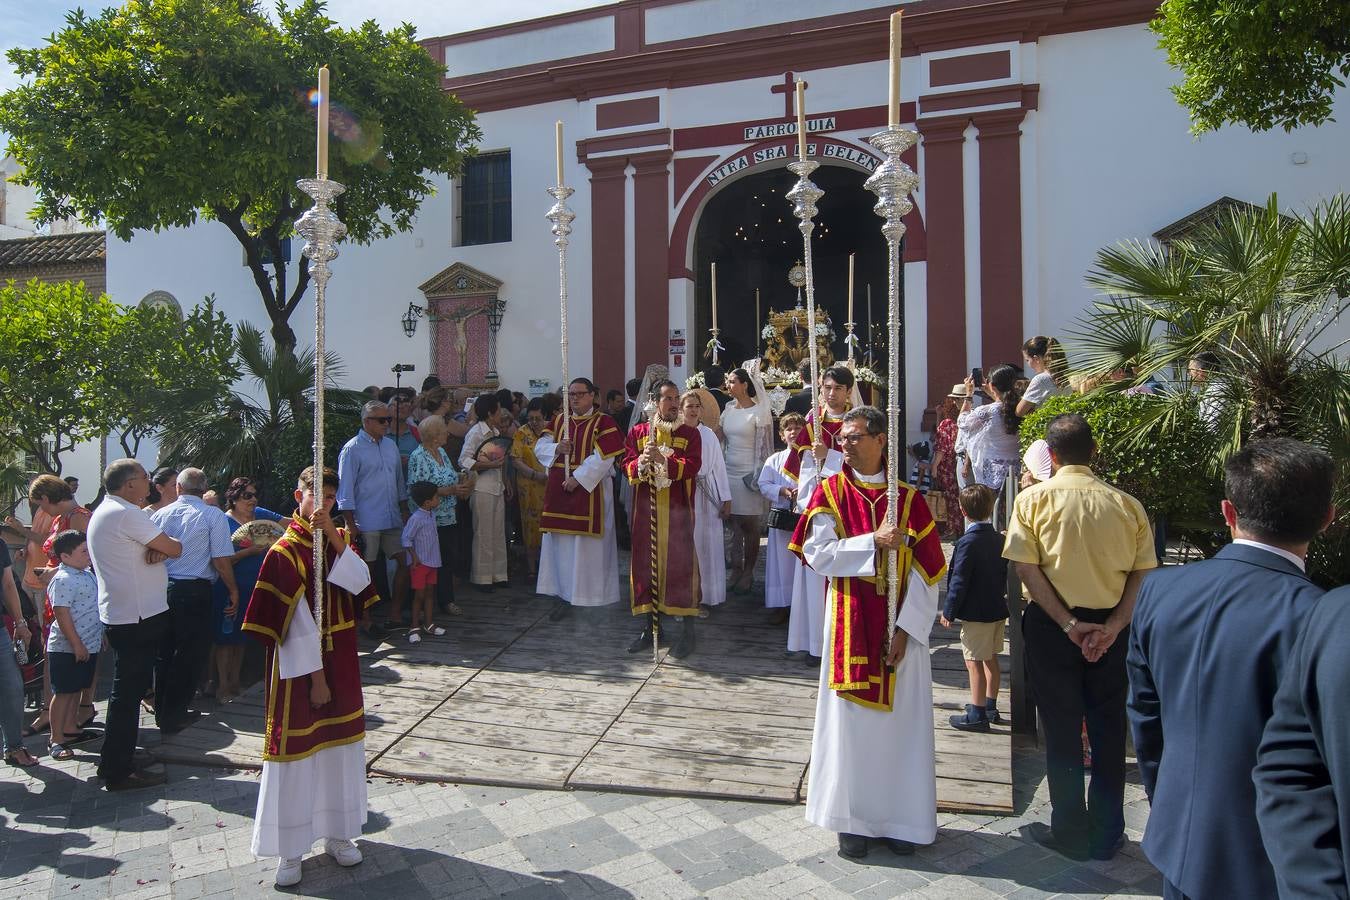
left=1018, top=393, right=1222, bottom=527
left=264, top=408, right=363, bottom=511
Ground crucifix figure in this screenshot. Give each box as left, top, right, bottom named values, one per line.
left=770, top=72, right=808, bottom=119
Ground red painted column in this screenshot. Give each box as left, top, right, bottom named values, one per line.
left=915, top=115, right=969, bottom=411
left=631, top=149, right=673, bottom=375
left=585, top=156, right=629, bottom=395
left=974, top=108, right=1027, bottom=368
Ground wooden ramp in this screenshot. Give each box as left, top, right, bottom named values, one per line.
left=150, top=560, right=1013, bottom=813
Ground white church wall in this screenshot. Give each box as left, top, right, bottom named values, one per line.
left=644, top=0, right=904, bottom=45
left=1030, top=23, right=1350, bottom=354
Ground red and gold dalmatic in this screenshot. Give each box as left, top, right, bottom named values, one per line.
left=623, top=420, right=702, bottom=615
left=241, top=516, right=379, bottom=762
left=789, top=473, right=946, bottom=710
left=539, top=409, right=625, bottom=537
left=781, top=409, right=847, bottom=482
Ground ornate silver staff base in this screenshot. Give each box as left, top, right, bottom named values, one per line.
left=786, top=159, right=825, bottom=416
left=297, top=176, right=349, bottom=642
left=863, top=126, right=919, bottom=654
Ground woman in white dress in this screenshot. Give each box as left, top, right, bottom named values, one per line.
left=757, top=412, right=806, bottom=624
left=957, top=364, right=1024, bottom=491
left=721, top=365, right=773, bottom=594
left=680, top=390, right=731, bottom=608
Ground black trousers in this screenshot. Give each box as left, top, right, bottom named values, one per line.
left=1022, top=602, right=1128, bottom=858
left=1163, top=879, right=1191, bottom=900
left=99, top=611, right=171, bottom=782
left=159, top=579, right=212, bottom=725
left=436, top=524, right=457, bottom=609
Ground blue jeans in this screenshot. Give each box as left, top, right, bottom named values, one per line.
left=0, top=644, right=25, bottom=754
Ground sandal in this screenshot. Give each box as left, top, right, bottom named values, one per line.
left=79, top=704, right=97, bottom=729
left=5, top=748, right=40, bottom=767
left=65, top=729, right=100, bottom=745
left=48, top=743, right=74, bottom=761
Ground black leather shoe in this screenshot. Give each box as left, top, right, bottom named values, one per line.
left=159, top=709, right=202, bottom=735
left=884, top=838, right=916, bottom=856
left=949, top=704, right=990, bottom=732
left=626, top=629, right=653, bottom=653
left=548, top=600, right=572, bottom=622
left=1090, top=833, right=1126, bottom=861
left=670, top=619, right=695, bottom=659
left=838, top=833, right=869, bottom=859
left=1021, top=822, right=1090, bottom=862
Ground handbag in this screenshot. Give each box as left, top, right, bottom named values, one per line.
left=741, top=471, right=759, bottom=492
left=766, top=507, right=802, bottom=532
left=925, top=490, right=948, bottom=522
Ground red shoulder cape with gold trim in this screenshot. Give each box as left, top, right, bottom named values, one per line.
left=782, top=411, right=845, bottom=483
left=241, top=517, right=380, bottom=762
left=789, top=473, right=945, bottom=710
left=540, top=410, right=625, bottom=538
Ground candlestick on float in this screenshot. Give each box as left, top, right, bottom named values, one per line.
left=845, top=252, right=857, bottom=364
left=297, top=65, right=346, bottom=645
left=867, top=283, right=873, bottom=366
left=864, top=115, right=920, bottom=658
left=786, top=83, right=824, bottom=421
left=546, top=129, right=577, bottom=479
left=707, top=262, right=722, bottom=366
left=754, top=288, right=761, bottom=353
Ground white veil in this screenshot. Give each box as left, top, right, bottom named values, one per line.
left=627, top=363, right=670, bottom=434
left=740, top=358, right=774, bottom=468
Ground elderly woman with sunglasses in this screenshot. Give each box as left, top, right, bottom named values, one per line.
left=209, top=477, right=288, bottom=701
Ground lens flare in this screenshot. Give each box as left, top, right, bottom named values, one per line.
left=304, top=87, right=384, bottom=167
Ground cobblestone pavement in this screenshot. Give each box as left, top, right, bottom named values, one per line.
left=0, top=732, right=1161, bottom=899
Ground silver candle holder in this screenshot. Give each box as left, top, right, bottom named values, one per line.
left=786, top=159, right=825, bottom=415
left=863, top=126, right=920, bottom=652
left=546, top=184, right=576, bottom=477
left=296, top=175, right=348, bottom=643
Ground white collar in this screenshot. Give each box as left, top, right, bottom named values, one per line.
left=965, top=519, right=992, bottom=531
left=1232, top=539, right=1306, bottom=572
left=854, top=468, right=885, bottom=484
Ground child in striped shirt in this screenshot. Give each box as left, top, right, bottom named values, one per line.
left=401, top=482, right=443, bottom=644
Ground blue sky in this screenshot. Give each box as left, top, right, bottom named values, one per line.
left=0, top=0, right=609, bottom=94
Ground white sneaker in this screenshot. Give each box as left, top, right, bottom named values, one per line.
left=408, top=631, right=421, bottom=644
left=324, top=838, right=363, bottom=867
left=426, top=625, right=446, bottom=636
left=275, top=857, right=303, bottom=887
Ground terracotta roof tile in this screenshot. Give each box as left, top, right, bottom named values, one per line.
left=0, top=231, right=106, bottom=269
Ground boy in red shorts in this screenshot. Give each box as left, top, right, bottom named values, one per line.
left=401, top=482, right=444, bottom=643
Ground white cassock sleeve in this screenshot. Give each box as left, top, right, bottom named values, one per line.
left=757, top=453, right=786, bottom=506
left=535, top=434, right=557, bottom=468
left=795, top=448, right=845, bottom=513
left=572, top=448, right=615, bottom=493
left=702, top=428, right=732, bottom=503
left=277, top=545, right=369, bottom=680
left=801, top=513, right=940, bottom=648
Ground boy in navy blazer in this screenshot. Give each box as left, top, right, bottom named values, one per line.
left=940, top=485, right=1008, bottom=732
left=1128, top=438, right=1335, bottom=900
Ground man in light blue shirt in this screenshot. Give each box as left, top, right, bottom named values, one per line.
left=150, top=467, right=238, bottom=732
left=338, top=400, right=409, bottom=632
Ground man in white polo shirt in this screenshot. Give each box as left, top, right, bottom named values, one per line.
left=87, top=458, right=182, bottom=791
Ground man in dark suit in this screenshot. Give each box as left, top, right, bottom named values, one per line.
left=1255, top=583, right=1350, bottom=898
left=703, top=365, right=731, bottom=412
left=784, top=360, right=814, bottom=416
left=1128, top=437, right=1335, bottom=900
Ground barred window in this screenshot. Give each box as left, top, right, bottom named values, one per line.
left=458, top=151, right=512, bottom=246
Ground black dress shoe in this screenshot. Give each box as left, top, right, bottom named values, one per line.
left=548, top=600, right=572, bottom=622
left=105, top=769, right=167, bottom=791
left=626, top=629, right=653, bottom=653
left=159, top=709, right=202, bottom=735
left=883, top=838, right=916, bottom=856
left=1090, top=833, right=1126, bottom=861
left=670, top=619, right=695, bottom=659
left=474, top=584, right=495, bottom=594
left=1021, top=822, right=1089, bottom=861
left=838, top=833, right=869, bottom=859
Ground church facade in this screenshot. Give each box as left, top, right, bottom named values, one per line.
left=105, top=0, right=1349, bottom=431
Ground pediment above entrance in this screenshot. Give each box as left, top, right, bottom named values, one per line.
left=418, top=261, right=503, bottom=298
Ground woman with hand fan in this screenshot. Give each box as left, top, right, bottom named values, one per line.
left=459, top=394, right=513, bottom=591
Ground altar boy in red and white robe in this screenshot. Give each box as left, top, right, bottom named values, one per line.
left=791, top=406, right=946, bottom=860
left=623, top=378, right=702, bottom=658
left=242, top=466, right=379, bottom=888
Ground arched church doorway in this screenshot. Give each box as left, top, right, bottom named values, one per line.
left=692, top=163, right=887, bottom=373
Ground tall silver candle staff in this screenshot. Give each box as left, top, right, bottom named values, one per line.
left=295, top=67, right=348, bottom=646
left=546, top=126, right=576, bottom=479
left=865, top=10, right=920, bottom=654
left=786, top=80, right=824, bottom=419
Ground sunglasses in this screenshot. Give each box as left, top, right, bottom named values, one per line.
left=366, top=416, right=393, bottom=424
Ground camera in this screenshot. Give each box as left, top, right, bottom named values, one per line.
left=391, top=363, right=416, bottom=373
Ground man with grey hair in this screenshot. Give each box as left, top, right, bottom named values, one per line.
left=338, top=400, right=408, bottom=635
left=151, top=467, right=238, bottom=731
left=88, top=458, right=183, bottom=790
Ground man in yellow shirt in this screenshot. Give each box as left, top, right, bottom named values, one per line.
left=1003, top=413, right=1156, bottom=863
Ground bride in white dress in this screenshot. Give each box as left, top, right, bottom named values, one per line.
left=720, top=364, right=772, bottom=594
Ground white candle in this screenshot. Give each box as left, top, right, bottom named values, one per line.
left=755, top=288, right=760, bottom=341
left=796, top=81, right=807, bottom=160
left=316, top=65, right=330, bottom=178
left=848, top=253, right=855, bottom=324
left=711, top=262, right=718, bottom=328
left=888, top=12, right=903, bottom=128
left=555, top=120, right=564, bottom=186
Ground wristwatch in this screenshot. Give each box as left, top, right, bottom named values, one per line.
left=1061, top=617, right=1078, bottom=634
